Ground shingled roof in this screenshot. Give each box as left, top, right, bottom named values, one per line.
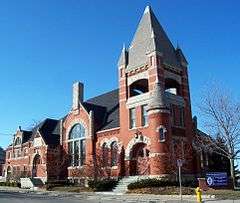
left=83, top=89, right=119, bottom=131
left=125, top=6, right=181, bottom=70
left=30, top=118, right=60, bottom=146
left=21, top=130, right=32, bottom=143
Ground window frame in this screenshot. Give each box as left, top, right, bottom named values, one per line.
left=14, top=137, right=22, bottom=146
left=158, top=126, right=167, bottom=142
left=102, top=143, right=109, bottom=167
left=129, top=108, right=136, bottom=129
left=179, top=107, right=185, bottom=127
left=141, top=104, right=148, bottom=126
left=110, top=141, right=118, bottom=167
left=68, top=123, right=86, bottom=167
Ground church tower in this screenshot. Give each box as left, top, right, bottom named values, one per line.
left=118, top=6, right=194, bottom=177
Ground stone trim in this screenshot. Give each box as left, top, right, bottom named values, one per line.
left=149, top=152, right=167, bottom=157
left=164, top=70, right=182, bottom=84
left=165, top=92, right=185, bottom=107
left=66, top=119, right=88, bottom=140
left=156, top=125, right=167, bottom=143
left=126, top=92, right=150, bottom=109
left=127, top=71, right=149, bottom=86
left=99, top=137, right=122, bottom=152
left=125, top=135, right=151, bottom=160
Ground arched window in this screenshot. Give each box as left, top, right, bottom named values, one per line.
left=129, top=79, right=149, bottom=97
left=111, top=142, right=118, bottom=167
left=14, top=137, right=22, bottom=146
left=68, top=123, right=86, bottom=166
left=159, top=127, right=167, bottom=142
left=165, top=78, right=181, bottom=95
left=102, top=143, right=108, bottom=167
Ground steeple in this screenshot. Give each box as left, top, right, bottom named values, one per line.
left=127, top=5, right=180, bottom=70
left=118, top=44, right=128, bottom=67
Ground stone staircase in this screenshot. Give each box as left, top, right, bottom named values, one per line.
left=20, top=178, right=44, bottom=189
left=112, top=176, right=144, bottom=194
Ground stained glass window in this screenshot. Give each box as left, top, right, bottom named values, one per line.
left=68, top=123, right=86, bottom=166
left=111, top=142, right=118, bottom=166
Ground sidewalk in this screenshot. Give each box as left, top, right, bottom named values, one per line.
left=0, top=186, right=215, bottom=202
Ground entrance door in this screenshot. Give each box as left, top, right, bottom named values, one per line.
left=32, top=154, right=41, bottom=177
left=130, top=143, right=150, bottom=176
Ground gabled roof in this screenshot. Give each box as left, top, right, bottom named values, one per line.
left=0, top=147, right=5, bottom=163
left=30, top=118, right=60, bottom=146
left=21, top=130, right=32, bottom=143
left=83, top=89, right=119, bottom=131
left=127, top=6, right=181, bottom=70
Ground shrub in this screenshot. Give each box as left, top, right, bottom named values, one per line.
left=128, top=178, right=197, bottom=190
left=88, top=179, right=118, bottom=191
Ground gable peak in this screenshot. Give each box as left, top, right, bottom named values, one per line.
left=144, top=5, right=151, bottom=14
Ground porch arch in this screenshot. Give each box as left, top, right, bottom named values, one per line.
left=125, top=135, right=151, bottom=160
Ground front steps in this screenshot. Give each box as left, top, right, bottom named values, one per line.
left=20, top=178, right=44, bottom=189
left=112, top=176, right=147, bottom=194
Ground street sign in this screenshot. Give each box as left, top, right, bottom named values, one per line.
left=206, top=172, right=228, bottom=186
left=177, top=159, right=183, bottom=167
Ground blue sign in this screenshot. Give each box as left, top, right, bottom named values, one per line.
left=206, top=172, right=228, bottom=186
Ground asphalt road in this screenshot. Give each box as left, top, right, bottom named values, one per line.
left=1, top=191, right=240, bottom=203
left=0, top=191, right=99, bottom=203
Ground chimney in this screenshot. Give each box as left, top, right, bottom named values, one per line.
left=18, top=126, right=22, bottom=131
left=72, top=82, right=84, bottom=110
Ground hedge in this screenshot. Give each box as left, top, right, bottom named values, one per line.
left=127, top=178, right=198, bottom=190
left=0, top=182, right=20, bottom=187
left=88, top=179, right=118, bottom=191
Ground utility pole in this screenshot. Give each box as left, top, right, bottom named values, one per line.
left=177, top=159, right=183, bottom=202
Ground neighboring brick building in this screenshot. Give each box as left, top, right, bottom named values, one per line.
left=4, top=6, right=210, bottom=183
left=0, top=147, right=5, bottom=176
left=3, top=120, right=65, bottom=182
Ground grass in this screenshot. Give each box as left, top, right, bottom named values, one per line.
left=127, top=186, right=195, bottom=195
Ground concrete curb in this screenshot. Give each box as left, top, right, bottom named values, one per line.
left=0, top=186, right=216, bottom=201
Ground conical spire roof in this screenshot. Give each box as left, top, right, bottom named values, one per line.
left=148, top=82, right=168, bottom=111
left=127, top=6, right=180, bottom=70
left=118, top=44, right=128, bottom=67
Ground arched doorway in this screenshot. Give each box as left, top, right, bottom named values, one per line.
left=6, top=166, right=11, bottom=180
left=129, top=143, right=150, bottom=176
left=32, top=154, right=41, bottom=177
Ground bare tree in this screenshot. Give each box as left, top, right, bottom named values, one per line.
left=198, top=85, right=240, bottom=188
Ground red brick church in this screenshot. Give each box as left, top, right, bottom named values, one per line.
left=3, top=6, right=211, bottom=183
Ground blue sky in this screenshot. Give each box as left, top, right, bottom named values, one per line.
left=0, top=0, right=239, bottom=148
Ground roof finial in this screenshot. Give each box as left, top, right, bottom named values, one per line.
left=144, top=5, right=151, bottom=14
left=122, top=43, right=126, bottom=51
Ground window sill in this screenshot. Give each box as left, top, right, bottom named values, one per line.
left=68, top=166, right=84, bottom=170
left=140, top=124, right=149, bottom=129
